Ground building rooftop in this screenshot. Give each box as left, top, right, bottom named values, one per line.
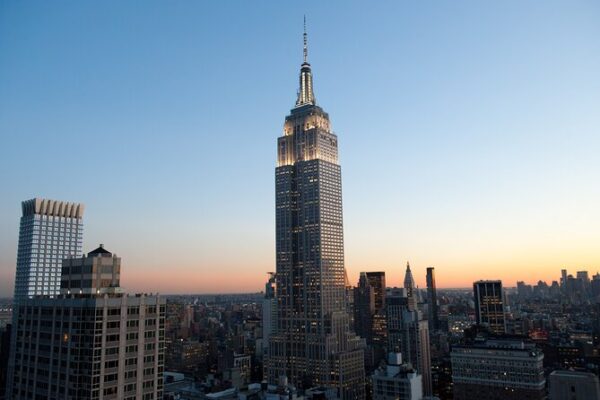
left=87, top=244, right=112, bottom=257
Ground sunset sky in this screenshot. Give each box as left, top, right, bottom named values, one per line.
left=1, top=1, right=599, bottom=296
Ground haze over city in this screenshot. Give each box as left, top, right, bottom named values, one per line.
left=1, top=1, right=599, bottom=296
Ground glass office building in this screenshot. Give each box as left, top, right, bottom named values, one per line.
left=13, top=198, right=84, bottom=301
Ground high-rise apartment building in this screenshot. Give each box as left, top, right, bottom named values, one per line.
left=451, top=338, right=546, bottom=400
left=7, top=245, right=165, bottom=400
left=266, top=24, right=365, bottom=400
left=14, top=198, right=84, bottom=301
left=425, top=267, right=439, bottom=332
left=473, top=280, right=506, bottom=335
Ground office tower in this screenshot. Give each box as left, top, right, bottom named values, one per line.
left=365, top=272, right=386, bottom=313
left=262, top=273, right=277, bottom=351
left=561, top=269, right=568, bottom=292
left=473, top=280, right=506, bottom=335
left=548, top=370, right=600, bottom=400
left=387, top=286, right=432, bottom=396
left=14, top=198, right=84, bottom=301
left=365, top=272, right=387, bottom=369
left=591, top=273, right=600, bottom=299
left=403, top=263, right=416, bottom=311
left=353, top=273, right=375, bottom=342
left=266, top=23, right=365, bottom=400
left=7, top=245, right=165, bottom=400
left=425, top=267, right=439, bottom=332
left=372, top=353, right=422, bottom=400
left=451, top=338, right=546, bottom=400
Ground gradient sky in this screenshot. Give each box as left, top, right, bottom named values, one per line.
left=1, top=1, right=599, bottom=296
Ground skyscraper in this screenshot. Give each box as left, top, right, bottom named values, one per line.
left=266, top=22, right=366, bottom=400
left=263, top=273, right=277, bottom=353
left=386, top=267, right=433, bottom=397
left=353, top=273, right=375, bottom=343
left=365, top=272, right=386, bottom=313
left=7, top=245, right=165, bottom=400
left=13, top=198, right=84, bottom=301
left=425, top=267, right=439, bottom=332
left=403, top=263, right=416, bottom=312
left=364, top=272, right=387, bottom=369
left=473, top=280, right=506, bottom=335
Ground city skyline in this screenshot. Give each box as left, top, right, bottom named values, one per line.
left=1, top=2, right=600, bottom=296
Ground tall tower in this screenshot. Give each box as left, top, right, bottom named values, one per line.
left=14, top=198, right=84, bottom=301
left=267, top=21, right=366, bottom=400
left=426, top=267, right=439, bottom=332
left=473, top=280, right=506, bottom=335
left=403, top=262, right=417, bottom=311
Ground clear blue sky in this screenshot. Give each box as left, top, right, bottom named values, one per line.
left=1, top=1, right=599, bottom=296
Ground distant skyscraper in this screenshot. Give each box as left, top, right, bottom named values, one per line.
left=473, top=280, right=506, bottom=335
left=263, top=273, right=277, bottom=352
left=13, top=198, right=84, bottom=301
left=365, top=272, right=386, bottom=313
left=425, top=267, right=439, bottom=332
left=354, top=273, right=375, bottom=343
left=7, top=245, right=165, bottom=400
left=266, top=23, right=365, bottom=400
left=365, top=272, right=387, bottom=368
left=561, top=269, right=568, bottom=292
left=387, top=270, right=432, bottom=397
left=403, top=263, right=416, bottom=311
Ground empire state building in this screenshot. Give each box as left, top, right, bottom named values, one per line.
left=267, top=23, right=366, bottom=400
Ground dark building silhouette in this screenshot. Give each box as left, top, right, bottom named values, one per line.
left=473, top=280, right=506, bottom=335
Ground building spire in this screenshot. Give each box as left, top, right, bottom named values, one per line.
left=303, top=15, right=308, bottom=63
left=404, top=262, right=415, bottom=290
left=404, top=261, right=417, bottom=311
left=295, top=16, right=315, bottom=107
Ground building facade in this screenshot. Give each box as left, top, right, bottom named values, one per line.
left=425, top=267, right=439, bottom=332
left=14, top=198, right=84, bottom=301
left=473, top=280, right=506, bottom=335
left=7, top=246, right=165, bottom=400
left=372, top=353, right=422, bottom=400
left=266, top=25, right=365, bottom=400
left=387, top=269, right=432, bottom=397
left=548, top=370, right=600, bottom=400
left=451, top=338, right=546, bottom=400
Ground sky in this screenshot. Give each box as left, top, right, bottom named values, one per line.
left=1, top=1, right=599, bottom=296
